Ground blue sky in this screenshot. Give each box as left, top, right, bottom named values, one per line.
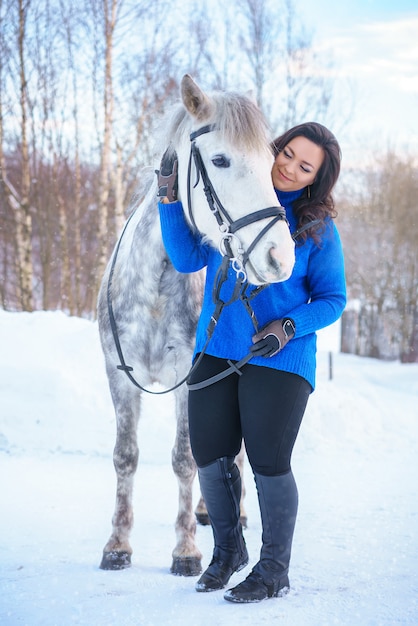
left=294, top=0, right=418, bottom=165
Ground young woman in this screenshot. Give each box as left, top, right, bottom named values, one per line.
left=157, top=122, right=346, bottom=603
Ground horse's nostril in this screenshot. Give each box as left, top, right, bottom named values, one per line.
left=268, top=246, right=280, bottom=272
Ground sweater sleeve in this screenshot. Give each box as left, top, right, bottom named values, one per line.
left=288, top=222, right=346, bottom=337
left=158, top=200, right=210, bottom=273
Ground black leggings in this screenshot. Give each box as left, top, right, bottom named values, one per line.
left=188, top=354, right=311, bottom=475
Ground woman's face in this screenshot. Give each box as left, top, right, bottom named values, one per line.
left=272, top=136, right=324, bottom=192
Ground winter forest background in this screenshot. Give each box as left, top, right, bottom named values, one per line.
left=1, top=0, right=417, bottom=362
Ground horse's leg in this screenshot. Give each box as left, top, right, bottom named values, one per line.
left=100, top=390, right=140, bottom=570
left=194, top=494, right=211, bottom=527
left=170, top=385, right=202, bottom=576
left=195, top=441, right=248, bottom=528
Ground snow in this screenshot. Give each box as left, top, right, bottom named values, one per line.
left=1, top=309, right=417, bottom=626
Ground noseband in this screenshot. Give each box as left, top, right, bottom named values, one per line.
left=187, top=124, right=288, bottom=284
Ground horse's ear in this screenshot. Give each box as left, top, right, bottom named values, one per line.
left=181, top=74, right=214, bottom=121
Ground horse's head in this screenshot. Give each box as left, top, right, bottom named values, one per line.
left=168, top=74, right=295, bottom=286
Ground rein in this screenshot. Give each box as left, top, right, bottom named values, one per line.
left=107, top=125, right=320, bottom=395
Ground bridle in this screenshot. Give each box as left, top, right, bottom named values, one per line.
left=107, top=124, right=317, bottom=395
left=187, top=124, right=288, bottom=285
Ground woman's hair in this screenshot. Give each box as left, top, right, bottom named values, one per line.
left=271, top=122, right=341, bottom=244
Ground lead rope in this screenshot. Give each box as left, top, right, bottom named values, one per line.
left=107, top=212, right=321, bottom=395
left=107, top=241, right=245, bottom=395
left=107, top=215, right=321, bottom=394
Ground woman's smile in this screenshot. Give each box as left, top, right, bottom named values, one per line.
left=272, top=136, right=324, bottom=192
left=277, top=169, right=293, bottom=183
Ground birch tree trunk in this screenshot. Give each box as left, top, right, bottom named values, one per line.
left=14, top=0, right=33, bottom=311
left=113, top=142, right=124, bottom=236
left=94, top=0, right=117, bottom=297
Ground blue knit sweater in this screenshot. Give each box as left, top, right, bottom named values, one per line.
left=158, top=189, right=346, bottom=390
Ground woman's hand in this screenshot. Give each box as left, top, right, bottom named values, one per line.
left=250, top=318, right=296, bottom=357
left=156, top=147, right=178, bottom=202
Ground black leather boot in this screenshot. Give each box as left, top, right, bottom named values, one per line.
left=224, top=470, right=297, bottom=603
left=195, top=457, right=248, bottom=592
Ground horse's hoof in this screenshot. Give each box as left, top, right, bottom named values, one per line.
left=195, top=511, right=211, bottom=526
left=170, top=556, right=202, bottom=577
left=100, top=550, right=132, bottom=570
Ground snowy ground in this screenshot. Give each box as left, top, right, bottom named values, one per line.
left=0, top=310, right=417, bottom=626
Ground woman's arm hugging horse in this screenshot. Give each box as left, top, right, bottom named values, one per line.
left=97, top=75, right=295, bottom=576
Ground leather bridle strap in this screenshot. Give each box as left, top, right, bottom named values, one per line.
left=228, top=206, right=287, bottom=235
left=292, top=218, right=322, bottom=240
left=187, top=127, right=288, bottom=276
left=190, top=124, right=217, bottom=141
left=188, top=139, right=234, bottom=230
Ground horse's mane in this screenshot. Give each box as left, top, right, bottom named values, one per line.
left=164, top=91, right=273, bottom=156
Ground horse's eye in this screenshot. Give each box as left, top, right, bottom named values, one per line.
left=211, top=155, right=230, bottom=168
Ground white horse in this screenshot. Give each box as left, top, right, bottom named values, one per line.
left=97, top=74, right=295, bottom=576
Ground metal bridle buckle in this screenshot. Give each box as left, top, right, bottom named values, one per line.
left=218, top=232, right=242, bottom=257
left=218, top=233, right=247, bottom=282
left=231, top=258, right=247, bottom=282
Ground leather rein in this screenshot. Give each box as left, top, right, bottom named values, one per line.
left=107, top=124, right=319, bottom=395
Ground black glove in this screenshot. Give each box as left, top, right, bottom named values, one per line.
left=250, top=318, right=296, bottom=358
left=155, top=147, right=178, bottom=202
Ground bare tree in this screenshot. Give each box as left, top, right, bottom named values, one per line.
left=232, top=0, right=336, bottom=133
left=89, top=0, right=118, bottom=299
left=338, top=153, right=418, bottom=361
left=60, top=0, right=83, bottom=315
left=0, top=0, right=34, bottom=310
left=236, top=0, right=270, bottom=108
left=85, top=0, right=181, bottom=306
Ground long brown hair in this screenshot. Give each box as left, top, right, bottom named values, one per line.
left=272, top=122, right=341, bottom=244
